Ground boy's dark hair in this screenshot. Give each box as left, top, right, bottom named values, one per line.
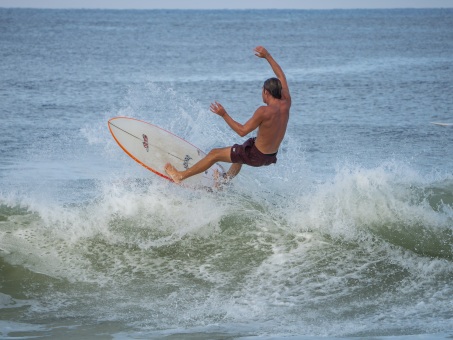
left=263, top=77, right=282, bottom=99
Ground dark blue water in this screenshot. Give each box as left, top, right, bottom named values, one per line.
left=1, top=8, right=452, bottom=339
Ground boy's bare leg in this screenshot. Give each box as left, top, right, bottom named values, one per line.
left=165, top=147, right=232, bottom=184
left=225, top=163, right=242, bottom=180
left=213, top=163, right=242, bottom=188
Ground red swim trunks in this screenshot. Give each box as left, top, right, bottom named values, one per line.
left=230, top=137, right=277, bottom=167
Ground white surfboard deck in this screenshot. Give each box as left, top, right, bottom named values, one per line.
left=108, top=116, right=225, bottom=188
left=431, top=122, right=453, bottom=127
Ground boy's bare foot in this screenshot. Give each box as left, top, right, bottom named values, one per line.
left=164, top=163, right=183, bottom=183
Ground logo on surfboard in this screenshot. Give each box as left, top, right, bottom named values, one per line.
left=142, top=134, right=149, bottom=152
left=183, top=155, right=192, bottom=169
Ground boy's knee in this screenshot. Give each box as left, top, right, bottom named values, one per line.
left=207, top=148, right=228, bottom=162
left=209, top=148, right=221, bottom=155
left=207, top=148, right=220, bottom=159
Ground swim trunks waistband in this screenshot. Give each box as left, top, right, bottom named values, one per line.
left=265, top=151, right=278, bottom=157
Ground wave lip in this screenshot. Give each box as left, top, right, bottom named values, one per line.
left=288, top=163, right=453, bottom=261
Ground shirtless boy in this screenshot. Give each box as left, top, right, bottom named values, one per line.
left=165, top=46, right=291, bottom=184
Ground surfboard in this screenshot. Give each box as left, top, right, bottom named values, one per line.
left=108, top=116, right=225, bottom=188
left=431, top=122, right=453, bottom=127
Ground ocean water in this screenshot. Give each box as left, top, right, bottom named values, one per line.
left=1, top=8, right=453, bottom=339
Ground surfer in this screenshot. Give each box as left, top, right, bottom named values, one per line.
left=165, top=45, right=291, bottom=184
